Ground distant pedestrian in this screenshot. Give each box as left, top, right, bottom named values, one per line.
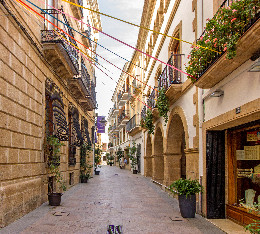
left=119, top=157, right=123, bottom=169
left=124, top=158, right=127, bottom=166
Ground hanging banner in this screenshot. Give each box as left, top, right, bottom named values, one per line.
left=97, top=116, right=106, bottom=133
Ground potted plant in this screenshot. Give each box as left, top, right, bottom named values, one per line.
left=128, top=142, right=138, bottom=174
left=116, top=147, right=124, bottom=168
left=107, top=154, right=114, bottom=166
left=156, top=87, right=169, bottom=125
left=94, top=147, right=102, bottom=175
left=45, top=135, right=67, bottom=206
left=144, top=109, right=155, bottom=134
left=245, top=220, right=260, bottom=233
left=169, top=178, right=203, bottom=218
left=80, top=143, right=92, bottom=183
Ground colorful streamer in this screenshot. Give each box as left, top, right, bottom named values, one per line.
left=29, top=0, right=195, bottom=79
left=61, top=0, right=220, bottom=54
left=14, top=0, right=156, bottom=110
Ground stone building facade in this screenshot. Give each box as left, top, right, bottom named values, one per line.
left=0, top=0, right=101, bottom=227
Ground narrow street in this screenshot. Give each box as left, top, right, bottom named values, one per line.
left=1, top=166, right=224, bottom=234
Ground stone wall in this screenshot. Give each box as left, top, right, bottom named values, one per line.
left=0, top=2, right=94, bottom=227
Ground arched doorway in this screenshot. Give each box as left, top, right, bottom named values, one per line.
left=144, top=135, right=152, bottom=177
left=164, top=114, right=186, bottom=186
left=152, top=126, right=164, bottom=183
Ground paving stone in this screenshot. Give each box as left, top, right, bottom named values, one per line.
left=0, top=166, right=225, bottom=234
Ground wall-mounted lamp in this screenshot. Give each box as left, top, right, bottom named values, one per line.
left=210, top=89, right=224, bottom=97
left=248, top=59, right=260, bottom=72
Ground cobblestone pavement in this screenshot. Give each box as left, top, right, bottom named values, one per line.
left=0, top=166, right=225, bottom=234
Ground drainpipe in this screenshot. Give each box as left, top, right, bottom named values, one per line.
left=198, top=0, right=204, bottom=215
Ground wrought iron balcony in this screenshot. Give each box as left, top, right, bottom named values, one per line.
left=81, top=29, right=92, bottom=48
left=41, top=10, right=79, bottom=78
left=158, top=53, right=182, bottom=91
left=195, top=0, right=260, bottom=88
left=118, top=92, right=123, bottom=102
left=69, top=58, right=96, bottom=111
left=118, top=110, right=130, bottom=127
left=126, top=114, right=142, bottom=135
left=147, top=87, right=157, bottom=110
left=111, top=104, right=119, bottom=117
left=141, top=106, right=147, bottom=120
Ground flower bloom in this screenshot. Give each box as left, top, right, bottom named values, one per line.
left=232, top=9, right=237, bottom=13
left=224, top=47, right=227, bottom=51
left=214, top=43, right=217, bottom=47
left=205, top=39, right=210, bottom=43
left=200, top=36, right=203, bottom=40
left=231, top=18, right=237, bottom=23
left=187, top=55, right=191, bottom=59
left=213, top=38, right=217, bottom=42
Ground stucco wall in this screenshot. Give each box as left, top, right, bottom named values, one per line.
left=204, top=59, right=260, bottom=122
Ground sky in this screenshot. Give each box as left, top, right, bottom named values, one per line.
left=95, top=0, right=144, bottom=117
left=94, top=0, right=144, bottom=143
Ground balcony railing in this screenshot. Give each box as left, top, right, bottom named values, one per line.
left=126, top=114, right=140, bottom=132
left=81, top=58, right=91, bottom=93
left=196, top=0, right=260, bottom=79
left=90, top=81, right=96, bottom=108
left=141, top=106, right=147, bottom=120
left=147, top=87, right=156, bottom=109
left=118, top=92, right=123, bottom=102
left=41, top=9, right=79, bottom=73
left=158, top=53, right=183, bottom=91
left=118, top=110, right=129, bottom=124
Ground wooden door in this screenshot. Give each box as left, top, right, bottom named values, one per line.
left=206, top=131, right=226, bottom=219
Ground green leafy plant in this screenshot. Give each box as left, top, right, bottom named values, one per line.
left=80, top=143, right=92, bottom=181
left=116, top=147, right=124, bottom=162
left=169, top=178, right=203, bottom=197
left=45, top=135, right=66, bottom=193
left=156, top=88, right=169, bottom=125
left=107, top=154, right=114, bottom=165
left=94, top=146, right=102, bottom=170
left=128, top=142, right=137, bottom=170
left=186, top=0, right=260, bottom=79
left=245, top=220, right=260, bottom=233
left=144, top=109, right=155, bottom=134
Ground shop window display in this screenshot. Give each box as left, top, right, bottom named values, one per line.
left=228, top=124, right=260, bottom=224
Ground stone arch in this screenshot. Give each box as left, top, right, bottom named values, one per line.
left=163, top=106, right=189, bottom=186
left=152, top=123, right=164, bottom=183
left=144, top=134, right=153, bottom=177
left=166, top=106, right=189, bottom=150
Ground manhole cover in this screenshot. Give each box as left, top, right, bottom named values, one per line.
left=169, top=217, right=183, bottom=222
left=107, top=225, right=122, bottom=234
left=52, top=211, right=70, bottom=216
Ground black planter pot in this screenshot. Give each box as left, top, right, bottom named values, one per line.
left=109, top=163, right=112, bottom=166
left=178, top=194, right=196, bottom=218
left=48, top=193, right=62, bottom=206
left=133, top=170, right=138, bottom=174
left=80, top=177, right=88, bottom=183
left=95, top=170, right=100, bottom=175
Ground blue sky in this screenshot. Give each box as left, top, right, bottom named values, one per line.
left=95, top=0, right=144, bottom=118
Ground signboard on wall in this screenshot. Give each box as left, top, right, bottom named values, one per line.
left=97, top=116, right=106, bottom=133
